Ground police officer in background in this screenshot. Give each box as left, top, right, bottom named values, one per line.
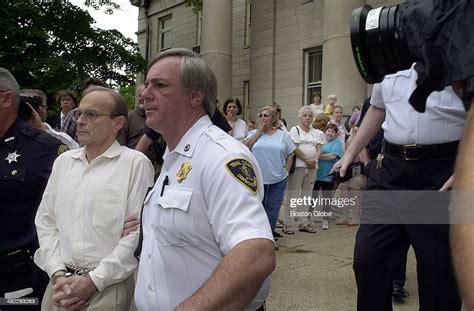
left=334, top=64, right=463, bottom=310
left=0, top=68, right=65, bottom=309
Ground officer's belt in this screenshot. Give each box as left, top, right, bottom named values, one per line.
left=65, top=264, right=94, bottom=276
left=384, top=140, right=459, bottom=161
left=0, top=248, right=33, bottom=276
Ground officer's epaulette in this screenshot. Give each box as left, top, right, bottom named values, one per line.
left=206, top=126, right=241, bottom=152
left=21, top=127, right=62, bottom=148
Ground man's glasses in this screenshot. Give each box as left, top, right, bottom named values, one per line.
left=259, top=113, right=270, bottom=118
left=77, top=110, right=114, bottom=122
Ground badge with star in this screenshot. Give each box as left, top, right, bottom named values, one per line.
left=5, top=151, right=21, bottom=164
left=226, top=158, right=258, bottom=194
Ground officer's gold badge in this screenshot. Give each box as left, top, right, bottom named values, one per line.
left=226, top=158, right=258, bottom=194
left=177, top=161, right=192, bottom=182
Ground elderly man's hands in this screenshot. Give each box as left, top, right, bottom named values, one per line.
left=52, top=275, right=97, bottom=310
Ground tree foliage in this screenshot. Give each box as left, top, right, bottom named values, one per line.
left=183, top=0, right=202, bottom=14
left=119, top=84, right=137, bottom=111
left=84, top=0, right=120, bottom=15
left=82, top=0, right=203, bottom=14
left=0, top=0, right=146, bottom=111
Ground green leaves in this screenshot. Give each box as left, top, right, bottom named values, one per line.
left=84, top=0, right=120, bottom=15
left=0, top=0, right=146, bottom=111
left=183, top=0, right=202, bottom=15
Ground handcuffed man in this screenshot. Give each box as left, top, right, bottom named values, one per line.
left=34, top=86, right=154, bottom=310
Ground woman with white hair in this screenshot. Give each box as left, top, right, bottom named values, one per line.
left=283, top=106, right=325, bottom=234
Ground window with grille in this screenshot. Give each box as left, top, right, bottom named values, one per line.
left=304, top=47, right=323, bottom=105
left=159, top=15, right=172, bottom=51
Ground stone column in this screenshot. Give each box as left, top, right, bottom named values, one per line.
left=248, top=0, right=276, bottom=119
left=322, top=0, right=367, bottom=111
left=201, top=0, right=233, bottom=106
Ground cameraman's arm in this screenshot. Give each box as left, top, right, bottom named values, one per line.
left=26, top=103, right=48, bottom=131
left=451, top=98, right=474, bottom=309
left=335, top=105, right=385, bottom=176
left=135, top=133, right=152, bottom=154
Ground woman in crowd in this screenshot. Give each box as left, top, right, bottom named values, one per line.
left=309, top=91, right=324, bottom=116
left=243, top=106, right=295, bottom=236
left=330, top=105, right=346, bottom=150
left=313, top=123, right=343, bottom=230
left=247, top=119, right=255, bottom=131
left=283, top=106, right=324, bottom=234
left=271, top=102, right=288, bottom=132
left=346, top=105, right=361, bottom=131
left=223, top=97, right=248, bottom=141
left=312, top=113, right=330, bottom=142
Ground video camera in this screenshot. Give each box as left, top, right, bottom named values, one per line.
left=18, top=95, right=43, bottom=122
left=350, top=0, right=474, bottom=112
left=326, top=162, right=364, bottom=184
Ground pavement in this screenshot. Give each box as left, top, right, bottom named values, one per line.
left=265, top=224, right=419, bottom=311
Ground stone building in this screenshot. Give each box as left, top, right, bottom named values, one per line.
left=131, top=0, right=401, bottom=127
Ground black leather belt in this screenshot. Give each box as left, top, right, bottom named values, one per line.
left=0, top=248, right=33, bottom=276
left=384, top=140, right=459, bottom=160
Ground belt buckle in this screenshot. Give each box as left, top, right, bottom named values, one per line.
left=403, top=144, right=419, bottom=160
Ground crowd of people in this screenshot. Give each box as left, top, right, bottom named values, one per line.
left=238, top=91, right=364, bottom=237
left=0, top=47, right=470, bottom=311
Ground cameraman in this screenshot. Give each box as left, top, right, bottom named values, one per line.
left=20, top=89, right=78, bottom=149
left=333, top=63, right=464, bottom=310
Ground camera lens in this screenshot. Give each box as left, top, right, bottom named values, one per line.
left=350, top=5, right=413, bottom=84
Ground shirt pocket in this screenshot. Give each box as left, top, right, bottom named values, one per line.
left=382, top=74, right=410, bottom=104
left=92, top=194, right=125, bottom=235
left=153, top=187, right=199, bottom=247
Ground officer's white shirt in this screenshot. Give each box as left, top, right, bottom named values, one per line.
left=370, top=64, right=466, bottom=145
left=135, top=115, right=273, bottom=311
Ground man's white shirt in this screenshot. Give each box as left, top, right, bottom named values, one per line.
left=34, top=141, right=154, bottom=291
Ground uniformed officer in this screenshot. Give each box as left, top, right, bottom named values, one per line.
left=134, top=48, right=275, bottom=311
left=334, top=64, right=463, bottom=310
left=0, top=68, right=65, bottom=310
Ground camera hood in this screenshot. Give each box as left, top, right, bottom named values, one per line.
left=351, top=0, right=474, bottom=111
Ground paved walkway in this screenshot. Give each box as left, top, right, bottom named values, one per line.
left=265, top=224, right=419, bottom=310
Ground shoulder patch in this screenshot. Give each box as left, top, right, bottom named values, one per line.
left=58, top=144, right=69, bottom=155
left=226, top=158, right=258, bottom=194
